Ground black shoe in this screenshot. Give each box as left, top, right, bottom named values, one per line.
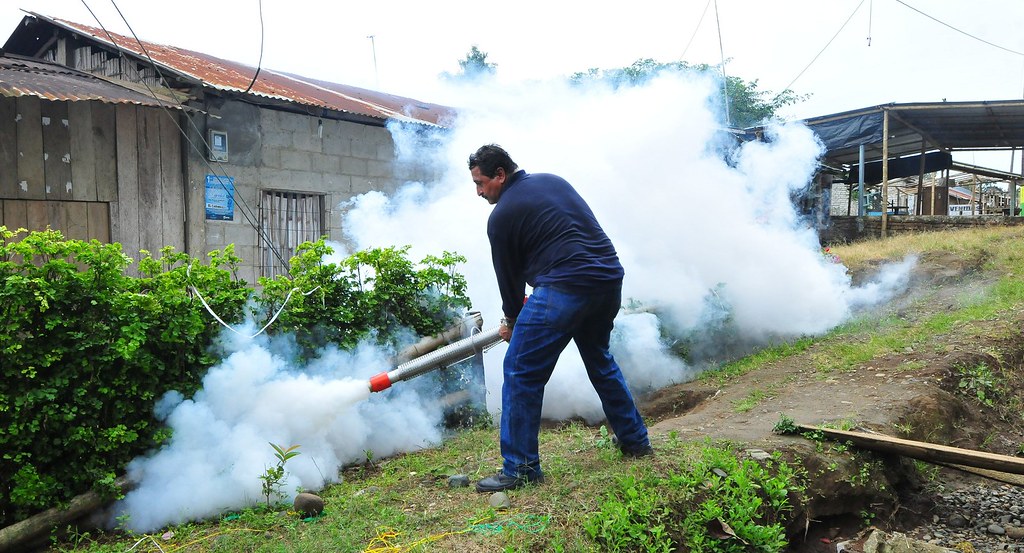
left=474, top=471, right=544, bottom=493
left=621, top=444, right=654, bottom=458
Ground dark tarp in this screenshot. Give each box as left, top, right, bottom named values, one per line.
left=809, top=112, right=884, bottom=152
left=846, top=151, right=953, bottom=185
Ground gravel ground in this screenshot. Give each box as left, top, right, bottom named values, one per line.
left=907, top=479, right=1024, bottom=552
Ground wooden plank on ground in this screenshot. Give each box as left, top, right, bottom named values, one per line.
left=86, top=202, right=110, bottom=243
left=159, top=112, right=184, bottom=252
left=114, top=104, right=139, bottom=257
left=40, top=101, right=72, bottom=200
left=0, top=99, right=17, bottom=198
left=137, top=107, right=162, bottom=254
left=796, top=424, right=1024, bottom=475
left=68, top=101, right=97, bottom=201
left=15, top=96, right=45, bottom=200
left=92, top=103, right=117, bottom=202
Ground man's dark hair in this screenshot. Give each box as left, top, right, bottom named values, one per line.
left=468, top=144, right=518, bottom=178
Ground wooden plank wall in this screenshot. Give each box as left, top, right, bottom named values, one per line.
left=0, top=200, right=110, bottom=242
left=0, top=97, right=185, bottom=259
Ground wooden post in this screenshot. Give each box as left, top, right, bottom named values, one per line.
left=971, top=174, right=978, bottom=215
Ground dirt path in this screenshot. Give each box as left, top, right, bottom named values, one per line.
left=632, top=251, right=1024, bottom=550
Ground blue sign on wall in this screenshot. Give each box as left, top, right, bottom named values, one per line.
left=205, top=175, right=235, bottom=220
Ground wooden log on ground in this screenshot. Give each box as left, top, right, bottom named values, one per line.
left=0, top=476, right=133, bottom=553
left=796, top=424, right=1024, bottom=475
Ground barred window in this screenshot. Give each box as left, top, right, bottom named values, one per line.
left=259, top=190, right=325, bottom=279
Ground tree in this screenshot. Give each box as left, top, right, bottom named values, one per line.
left=570, top=58, right=807, bottom=128
left=442, top=45, right=497, bottom=82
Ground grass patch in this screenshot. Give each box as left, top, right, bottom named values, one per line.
left=733, top=389, right=769, bottom=413
left=585, top=442, right=802, bottom=553
left=44, top=225, right=1024, bottom=552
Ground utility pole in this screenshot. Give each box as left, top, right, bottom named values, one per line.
left=367, top=35, right=379, bottom=88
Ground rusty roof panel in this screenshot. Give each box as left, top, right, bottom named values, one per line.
left=0, top=54, right=182, bottom=107
left=43, top=15, right=453, bottom=126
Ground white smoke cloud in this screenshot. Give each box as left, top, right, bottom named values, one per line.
left=115, top=69, right=917, bottom=532
left=341, top=71, right=914, bottom=416
left=114, top=329, right=445, bottom=532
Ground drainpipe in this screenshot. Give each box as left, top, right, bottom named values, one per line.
left=881, top=109, right=890, bottom=238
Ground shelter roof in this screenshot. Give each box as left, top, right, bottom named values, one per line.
left=0, top=51, right=182, bottom=107
left=3, top=12, right=454, bottom=127
left=799, top=100, right=1024, bottom=176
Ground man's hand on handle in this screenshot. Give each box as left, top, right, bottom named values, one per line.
left=499, top=317, right=514, bottom=342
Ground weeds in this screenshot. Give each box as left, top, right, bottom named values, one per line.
left=955, top=362, right=1000, bottom=407
left=733, top=389, right=768, bottom=413
left=585, top=443, right=801, bottom=552
left=259, top=443, right=301, bottom=506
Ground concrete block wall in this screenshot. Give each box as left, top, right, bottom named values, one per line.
left=186, top=100, right=439, bottom=283
left=830, top=182, right=854, bottom=216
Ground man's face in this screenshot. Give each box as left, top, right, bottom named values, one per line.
left=472, top=166, right=505, bottom=205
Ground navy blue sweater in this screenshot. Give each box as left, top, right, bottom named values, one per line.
left=487, top=170, right=624, bottom=320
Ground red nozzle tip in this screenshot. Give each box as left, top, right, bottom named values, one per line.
left=369, top=372, right=392, bottom=393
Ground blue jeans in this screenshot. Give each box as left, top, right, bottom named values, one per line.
left=499, top=285, right=649, bottom=479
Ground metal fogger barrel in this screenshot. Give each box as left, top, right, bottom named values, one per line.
left=368, top=326, right=502, bottom=393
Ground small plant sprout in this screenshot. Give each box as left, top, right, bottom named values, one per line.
left=594, top=425, right=612, bottom=448
left=259, top=443, right=301, bottom=506
left=772, top=414, right=799, bottom=435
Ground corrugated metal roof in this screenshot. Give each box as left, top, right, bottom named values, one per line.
left=801, top=100, right=1024, bottom=167
left=0, top=53, right=183, bottom=107
left=35, top=14, right=453, bottom=127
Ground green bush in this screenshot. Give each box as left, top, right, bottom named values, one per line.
left=256, top=240, right=470, bottom=357
left=0, top=228, right=249, bottom=525
left=0, top=228, right=471, bottom=528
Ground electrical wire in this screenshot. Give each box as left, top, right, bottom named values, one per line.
left=80, top=0, right=290, bottom=271
left=104, top=0, right=274, bottom=254
left=893, top=0, right=1024, bottom=57
left=240, top=0, right=264, bottom=94
left=777, top=0, right=866, bottom=98
left=364, top=513, right=548, bottom=552
left=679, top=0, right=712, bottom=61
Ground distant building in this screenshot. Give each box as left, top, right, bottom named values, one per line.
left=1, top=13, right=454, bottom=280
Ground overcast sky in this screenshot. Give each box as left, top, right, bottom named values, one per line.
left=3, top=0, right=1024, bottom=169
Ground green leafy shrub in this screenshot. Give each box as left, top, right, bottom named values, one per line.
left=585, top=444, right=802, bottom=552
left=256, top=240, right=470, bottom=356
left=0, top=228, right=472, bottom=528
left=955, top=361, right=1000, bottom=407
left=0, top=228, right=249, bottom=526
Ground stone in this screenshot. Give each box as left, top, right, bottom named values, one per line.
left=746, top=448, right=772, bottom=461
left=949, top=513, right=969, bottom=528
left=293, top=492, right=325, bottom=518
left=488, top=492, right=511, bottom=510
left=862, top=529, right=951, bottom=553
left=353, top=486, right=379, bottom=497
left=447, top=474, right=470, bottom=488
